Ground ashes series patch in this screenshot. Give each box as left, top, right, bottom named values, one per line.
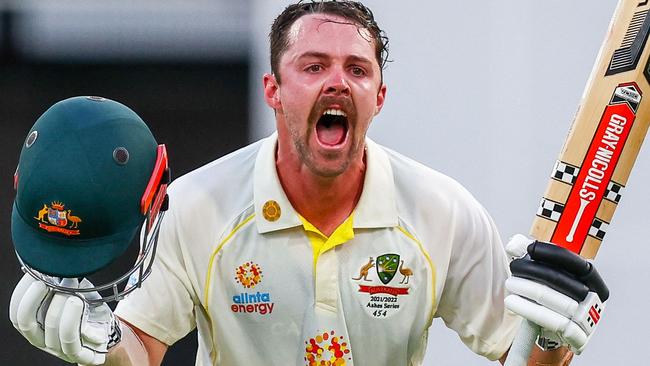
left=350, top=253, right=412, bottom=318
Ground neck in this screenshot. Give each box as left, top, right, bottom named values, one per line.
left=276, top=152, right=365, bottom=237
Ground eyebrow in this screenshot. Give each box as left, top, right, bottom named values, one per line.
left=296, top=51, right=373, bottom=65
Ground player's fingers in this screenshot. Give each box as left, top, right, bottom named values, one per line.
left=82, top=324, right=109, bottom=346
left=505, top=234, right=532, bottom=258
left=506, top=277, right=579, bottom=318
left=505, top=294, right=571, bottom=333
left=78, top=278, right=112, bottom=346
left=9, top=274, right=37, bottom=327
left=44, top=292, right=70, bottom=353
left=49, top=277, right=81, bottom=351
left=60, top=296, right=103, bottom=365
left=15, top=280, right=49, bottom=348
left=80, top=278, right=104, bottom=303
left=562, top=321, right=588, bottom=354
left=79, top=277, right=94, bottom=290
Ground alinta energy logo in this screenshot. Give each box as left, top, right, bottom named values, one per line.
left=231, top=261, right=275, bottom=316
left=304, top=330, right=351, bottom=366
left=235, top=261, right=263, bottom=288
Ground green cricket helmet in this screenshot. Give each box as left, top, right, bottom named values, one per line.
left=11, top=96, right=169, bottom=304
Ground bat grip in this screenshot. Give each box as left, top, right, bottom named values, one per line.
left=504, top=319, right=539, bottom=366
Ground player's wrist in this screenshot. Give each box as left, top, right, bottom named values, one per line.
left=103, top=318, right=151, bottom=366
left=530, top=345, right=573, bottom=366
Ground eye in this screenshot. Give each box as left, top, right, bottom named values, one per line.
left=306, top=64, right=322, bottom=73
left=350, top=66, right=366, bottom=77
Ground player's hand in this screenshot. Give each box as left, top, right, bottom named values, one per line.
left=504, top=234, right=609, bottom=354
left=9, top=273, right=121, bottom=365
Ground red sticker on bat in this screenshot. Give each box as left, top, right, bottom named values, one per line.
left=552, top=83, right=640, bottom=253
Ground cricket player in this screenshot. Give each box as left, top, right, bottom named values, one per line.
left=10, top=1, right=609, bottom=365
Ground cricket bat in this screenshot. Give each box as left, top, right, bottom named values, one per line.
left=505, top=0, right=650, bottom=364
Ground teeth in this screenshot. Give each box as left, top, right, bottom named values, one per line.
left=323, top=108, right=347, bottom=117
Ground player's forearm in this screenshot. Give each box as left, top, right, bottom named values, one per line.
left=102, top=321, right=151, bottom=366
left=499, top=346, right=573, bottom=365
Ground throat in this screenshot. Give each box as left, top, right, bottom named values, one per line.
left=316, top=122, right=346, bottom=145
left=276, top=161, right=365, bottom=236
left=315, top=114, right=348, bottom=146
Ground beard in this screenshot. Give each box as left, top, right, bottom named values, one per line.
left=289, top=124, right=351, bottom=178
left=284, top=96, right=365, bottom=178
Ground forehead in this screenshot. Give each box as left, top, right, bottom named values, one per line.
left=284, top=13, right=376, bottom=61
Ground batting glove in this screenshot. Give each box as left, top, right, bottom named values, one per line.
left=9, top=273, right=121, bottom=365
left=504, top=234, right=609, bottom=354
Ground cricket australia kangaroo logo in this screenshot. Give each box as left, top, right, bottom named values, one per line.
left=34, top=201, right=81, bottom=236
left=351, top=257, right=374, bottom=281
left=351, top=253, right=412, bottom=318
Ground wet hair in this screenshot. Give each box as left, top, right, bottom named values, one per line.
left=269, top=0, right=390, bottom=83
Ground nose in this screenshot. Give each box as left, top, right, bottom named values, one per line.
left=323, top=68, right=350, bottom=96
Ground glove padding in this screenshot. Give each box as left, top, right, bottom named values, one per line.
left=504, top=234, right=609, bottom=354
left=9, top=273, right=121, bottom=365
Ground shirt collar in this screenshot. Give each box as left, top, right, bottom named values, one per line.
left=353, top=138, right=398, bottom=229
left=253, top=133, right=398, bottom=234
left=254, top=133, right=302, bottom=233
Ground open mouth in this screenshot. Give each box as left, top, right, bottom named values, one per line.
left=316, top=108, right=349, bottom=146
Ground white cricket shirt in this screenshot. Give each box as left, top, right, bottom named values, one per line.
left=115, top=133, right=520, bottom=365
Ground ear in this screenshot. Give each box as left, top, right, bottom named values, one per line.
left=374, top=83, right=387, bottom=116
left=263, top=73, right=281, bottom=109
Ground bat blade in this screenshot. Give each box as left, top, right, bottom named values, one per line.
left=506, top=1, right=650, bottom=364
left=531, top=0, right=650, bottom=257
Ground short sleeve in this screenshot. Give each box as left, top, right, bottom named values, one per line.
left=435, top=204, right=521, bottom=361
left=115, top=207, right=198, bottom=346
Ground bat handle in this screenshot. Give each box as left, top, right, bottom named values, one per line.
left=504, top=319, right=540, bottom=366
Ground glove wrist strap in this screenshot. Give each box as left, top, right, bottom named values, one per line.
left=536, top=336, right=561, bottom=352
left=107, top=316, right=122, bottom=350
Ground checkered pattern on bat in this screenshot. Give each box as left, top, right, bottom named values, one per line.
left=551, top=160, right=579, bottom=185
left=537, top=198, right=564, bottom=222
left=588, top=218, right=609, bottom=241
left=604, top=181, right=624, bottom=203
